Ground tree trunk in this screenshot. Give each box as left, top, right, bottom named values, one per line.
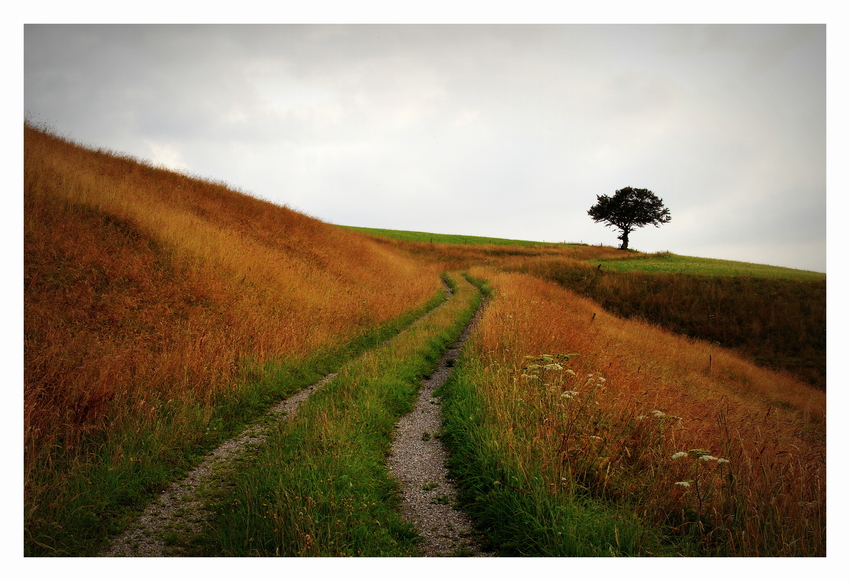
left=619, top=230, right=629, bottom=250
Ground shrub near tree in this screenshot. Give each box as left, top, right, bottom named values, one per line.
left=588, top=187, right=671, bottom=250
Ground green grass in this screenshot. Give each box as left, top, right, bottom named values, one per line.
left=338, top=225, right=564, bottom=247
left=342, top=226, right=824, bottom=280
left=590, top=252, right=825, bottom=280
left=25, top=286, right=448, bottom=557
left=188, top=273, right=483, bottom=556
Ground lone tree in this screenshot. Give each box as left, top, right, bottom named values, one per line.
left=588, top=186, right=671, bottom=250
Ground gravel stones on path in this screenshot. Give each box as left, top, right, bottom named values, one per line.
left=388, top=299, right=492, bottom=557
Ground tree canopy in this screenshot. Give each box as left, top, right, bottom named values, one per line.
left=587, top=187, right=671, bottom=250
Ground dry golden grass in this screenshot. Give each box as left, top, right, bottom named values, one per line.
left=24, top=122, right=442, bottom=489
left=460, top=266, right=825, bottom=555
left=505, top=255, right=826, bottom=388
left=24, top=120, right=826, bottom=556
left=355, top=234, right=639, bottom=274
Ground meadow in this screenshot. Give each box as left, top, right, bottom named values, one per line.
left=502, top=256, right=826, bottom=389
left=24, top=121, right=826, bottom=557
left=339, top=225, right=565, bottom=247
left=347, top=234, right=826, bottom=389
left=590, top=251, right=826, bottom=280
left=24, top=123, right=442, bottom=555
left=440, top=269, right=824, bottom=556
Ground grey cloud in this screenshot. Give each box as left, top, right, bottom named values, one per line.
left=24, top=24, right=825, bottom=272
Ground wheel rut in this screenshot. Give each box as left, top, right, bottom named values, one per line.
left=99, top=373, right=338, bottom=556
left=388, top=292, right=491, bottom=557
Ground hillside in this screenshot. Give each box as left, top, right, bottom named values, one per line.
left=24, top=123, right=444, bottom=554
left=339, top=228, right=827, bottom=389
left=442, top=267, right=825, bottom=556
left=24, top=123, right=826, bottom=557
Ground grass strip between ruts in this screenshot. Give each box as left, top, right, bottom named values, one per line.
left=193, top=272, right=482, bottom=556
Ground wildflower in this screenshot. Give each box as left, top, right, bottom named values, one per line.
left=561, top=391, right=579, bottom=398
left=671, top=451, right=688, bottom=460
left=675, top=481, right=691, bottom=488
left=543, top=363, right=563, bottom=371
left=699, top=455, right=718, bottom=462
left=651, top=410, right=666, bottom=418
left=717, top=458, right=731, bottom=465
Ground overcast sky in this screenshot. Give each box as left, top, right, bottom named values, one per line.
left=24, top=23, right=826, bottom=272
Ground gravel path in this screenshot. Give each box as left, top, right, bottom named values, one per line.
left=387, top=296, right=492, bottom=557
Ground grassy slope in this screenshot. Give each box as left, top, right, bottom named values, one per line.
left=343, top=225, right=824, bottom=279
left=331, top=231, right=826, bottom=555
left=350, top=227, right=826, bottom=389
left=590, top=252, right=825, bottom=280
left=441, top=269, right=825, bottom=556
left=339, top=225, right=564, bottom=247
left=25, top=124, right=826, bottom=557
left=24, top=124, right=443, bottom=555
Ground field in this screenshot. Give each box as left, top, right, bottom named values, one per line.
left=339, top=225, right=564, bottom=247
left=442, top=269, right=824, bottom=556
left=589, top=251, right=826, bottom=280
left=24, top=122, right=826, bottom=557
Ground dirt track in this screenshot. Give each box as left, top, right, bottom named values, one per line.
left=388, top=294, right=490, bottom=556
left=100, top=281, right=489, bottom=557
